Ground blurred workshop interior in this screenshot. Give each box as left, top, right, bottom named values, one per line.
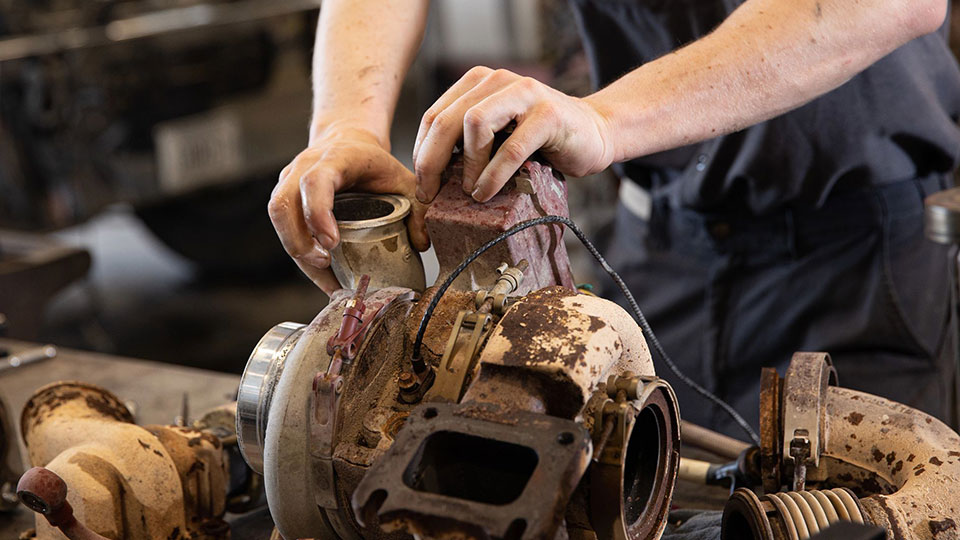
left=3, top=1, right=960, bottom=539
left=0, top=0, right=615, bottom=372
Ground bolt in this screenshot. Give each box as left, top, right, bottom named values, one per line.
left=398, top=372, right=418, bottom=391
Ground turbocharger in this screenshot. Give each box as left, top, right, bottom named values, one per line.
left=236, top=158, right=683, bottom=540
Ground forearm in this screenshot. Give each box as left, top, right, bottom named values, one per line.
left=586, top=0, right=947, bottom=162
left=311, top=0, right=430, bottom=149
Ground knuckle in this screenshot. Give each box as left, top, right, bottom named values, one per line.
left=536, top=100, right=558, bottom=118
left=463, top=107, right=486, bottom=130
left=501, top=140, right=528, bottom=162
left=267, top=194, right=289, bottom=222
left=467, top=65, right=492, bottom=80
left=430, top=112, right=452, bottom=133
left=421, top=108, right=438, bottom=126
left=517, top=77, right=539, bottom=92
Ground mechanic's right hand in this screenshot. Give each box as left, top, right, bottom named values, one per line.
left=269, top=124, right=429, bottom=294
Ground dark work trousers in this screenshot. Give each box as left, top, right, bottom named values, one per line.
left=600, top=174, right=958, bottom=438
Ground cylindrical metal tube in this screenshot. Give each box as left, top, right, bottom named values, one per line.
left=682, top=420, right=751, bottom=460
left=331, top=193, right=425, bottom=291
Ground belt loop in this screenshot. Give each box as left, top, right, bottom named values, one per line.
left=785, top=208, right=798, bottom=258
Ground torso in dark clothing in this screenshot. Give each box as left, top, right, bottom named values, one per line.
left=568, top=0, right=960, bottom=213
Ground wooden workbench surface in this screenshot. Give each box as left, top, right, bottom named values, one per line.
left=0, top=338, right=241, bottom=537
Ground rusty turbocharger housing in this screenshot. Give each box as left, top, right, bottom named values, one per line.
left=722, top=353, right=960, bottom=540
left=237, top=160, right=682, bottom=540
left=19, top=382, right=231, bottom=540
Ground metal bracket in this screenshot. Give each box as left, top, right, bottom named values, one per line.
left=425, top=310, right=493, bottom=403
left=781, top=352, right=838, bottom=491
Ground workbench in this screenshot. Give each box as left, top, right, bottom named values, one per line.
left=0, top=338, right=241, bottom=537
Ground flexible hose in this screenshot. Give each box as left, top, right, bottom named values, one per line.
left=410, top=215, right=761, bottom=445
left=766, top=489, right=865, bottom=540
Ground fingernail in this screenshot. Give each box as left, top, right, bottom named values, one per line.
left=462, top=177, right=475, bottom=193
left=416, top=186, right=428, bottom=203
left=471, top=185, right=484, bottom=202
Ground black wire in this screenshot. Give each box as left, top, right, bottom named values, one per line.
left=411, top=215, right=761, bottom=445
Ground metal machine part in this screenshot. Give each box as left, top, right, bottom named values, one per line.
left=20, top=381, right=231, bottom=540
left=331, top=193, right=426, bottom=291
left=425, top=155, right=576, bottom=294
left=236, top=166, right=682, bottom=539
left=352, top=401, right=593, bottom=540
left=236, top=321, right=306, bottom=474
left=17, top=466, right=110, bottom=540
left=925, top=187, right=960, bottom=244
left=722, top=352, right=960, bottom=540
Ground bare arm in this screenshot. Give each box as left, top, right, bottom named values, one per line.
left=310, top=0, right=429, bottom=147
left=413, top=0, right=948, bottom=202
left=269, top=0, right=430, bottom=292
left=586, top=0, right=948, bottom=162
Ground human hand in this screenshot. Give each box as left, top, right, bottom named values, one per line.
left=412, top=66, right=614, bottom=203
left=269, top=123, right=428, bottom=294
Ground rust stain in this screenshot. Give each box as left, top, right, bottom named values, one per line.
left=845, top=412, right=864, bottom=425
left=929, top=518, right=957, bottom=537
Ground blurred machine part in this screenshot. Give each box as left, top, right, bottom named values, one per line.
left=16, top=381, right=254, bottom=540
left=722, top=353, right=960, bottom=540
left=0, top=231, right=90, bottom=340
left=0, top=0, right=317, bottom=275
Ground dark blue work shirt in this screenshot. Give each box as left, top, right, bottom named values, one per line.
left=568, top=0, right=960, bottom=213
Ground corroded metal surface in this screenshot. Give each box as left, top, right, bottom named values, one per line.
left=425, top=156, right=575, bottom=294
left=727, top=352, right=960, bottom=540
left=590, top=379, right=681, bottom=540
left=20, top=382, right=228, bottom=540
left=351, top=402, right=592, bottom=540
left=331, top=193, right=426, bottom=291
left=473, top=287, right=653, bottom=419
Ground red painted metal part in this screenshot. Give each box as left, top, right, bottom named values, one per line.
left=425, top=156, right=576, bottom=294
left=17, top=467, right=108, bottom=540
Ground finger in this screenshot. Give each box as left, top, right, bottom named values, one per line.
left=415, top=71, right=521, bottom=202
left=413, top=66, right=493, bottom=164
left=462, top=88, right=535, bottom=193
left=268, top=174, right=332, bottom=271
left=299, top=163, right=341, bottom=250
left=293, top=259, right=342, bottom=295
left=407, top=200, right=431, bottom=252
left=472, top=114, right=551, bottom=203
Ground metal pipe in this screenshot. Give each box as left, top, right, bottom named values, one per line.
left=682, top=420, right=751, bottom=460
left=330, top=193, right=425, bottom=292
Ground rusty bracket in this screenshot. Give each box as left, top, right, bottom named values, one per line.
left=781, top=352, right=838, bottom=491
left=425, top=310, right=493, bottom=403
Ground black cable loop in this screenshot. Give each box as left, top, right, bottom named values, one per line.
left=411, top=215, right=760, bottom=445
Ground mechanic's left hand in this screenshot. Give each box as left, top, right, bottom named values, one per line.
left=412, top=66, right=615, bottom=203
